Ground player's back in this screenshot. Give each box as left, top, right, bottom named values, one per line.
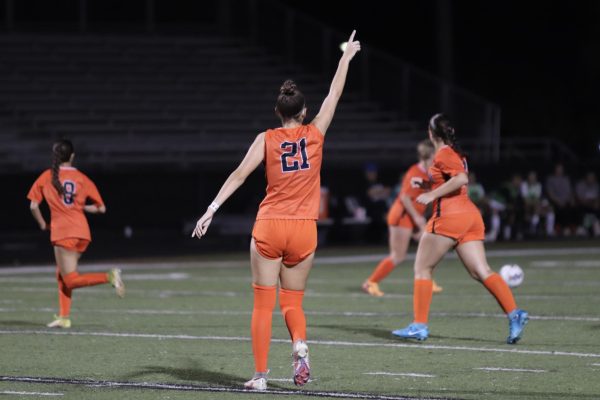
left=28, top=167, right=103, bottom=241
left=257, top=124, right=324, bottom=220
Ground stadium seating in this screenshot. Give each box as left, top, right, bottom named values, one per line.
left=0, top=34, right=419, bottom=172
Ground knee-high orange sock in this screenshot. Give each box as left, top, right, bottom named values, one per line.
left=62, top=271, right=109, bottom=290
left=251, top=284, right=276, bottom=373
left=279, top=288, right=306, bottom=342
left=413, top=279, right=433, bottom=324
left=368, top=257, right=395, bottom=283
left=56, top=267, right=71, bottom=317
left=483, top=273, right=517, bottom=314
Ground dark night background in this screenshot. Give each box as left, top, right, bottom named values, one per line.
left=1, top=0, right=599, bottom=263
left=279, top=0, right=599, bottom=158
left=2, top=0, right=598, bottom=155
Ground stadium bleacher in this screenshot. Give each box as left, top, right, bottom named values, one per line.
left=0, top=33, right=419, bottom=172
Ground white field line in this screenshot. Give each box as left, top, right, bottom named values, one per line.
left=1, top=329, right=599, bottom=359
left=364, top=372, right=435, bottom=378
left=0, top=376, right=443, bottom=400
left=530, top=260, right=600, bottom=268
left=0, top=391, right=63, bottom=396
left=0, top=273, right=190, bottom=284
left=2, top=246, right=600, bottom=275
left=475, top=367, right=547, bottom=373
left=2, top=307, right=600, bottom=323
left=2, top=273, right=600, bottom=288
left=3, top=285, right=599, bottom=301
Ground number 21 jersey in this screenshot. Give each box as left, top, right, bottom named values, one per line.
left=257, top=124, right=324, bottom=220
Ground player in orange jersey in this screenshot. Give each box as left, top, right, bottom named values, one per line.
left=362, top=140, right=443, bottom=297
left=27, top=139, right=125, bottom=329
left=192, top=30, right=360, bottom=391
left=392, top=114, right=528, bottom=344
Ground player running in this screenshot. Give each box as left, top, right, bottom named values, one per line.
left=392, top=114, right=528, bottom=344
left=27, top=139, right=124, bottom=329
left=362, top=140, right=443, bottom=297
left=192, top=31, right=360, bottom=391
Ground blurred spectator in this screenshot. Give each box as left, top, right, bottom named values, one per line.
left=467, top=172, right=486, bottom=208
left=468, top=172, right=506, bottom=242
left=575, top=172, right=600, bottom=237
left=546, top=163, right=575, bottom=235
left=521, top=171, right=555, bottom=236
left=361, top=163, right=390, bottom=242
left=501, top=174, right=525, bottom=240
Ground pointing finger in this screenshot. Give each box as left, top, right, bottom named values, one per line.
left=348, top=30, right=356, bottom=43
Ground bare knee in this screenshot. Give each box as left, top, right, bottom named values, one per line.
left=390, top=251, right=406, bottom=266
left=468, top=265, right=494, bottom=282
left=414, top=263, right=434, bottom=280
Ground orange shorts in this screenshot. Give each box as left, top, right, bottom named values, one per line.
left=52, top=238, right=90, bottom=253
left=252, top=219, right=317, bottom=266
left=426, top=212, right=485, bottom=245
left=387, top=201, right=416, bottom=229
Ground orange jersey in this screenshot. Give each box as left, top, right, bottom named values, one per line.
left=256, top=124, right=324, bottom=220
left=429, top=146, right=478, bottom=216
left=27, top=167, right=104, bottom=242
left=393, top=162, right=430, bottom=217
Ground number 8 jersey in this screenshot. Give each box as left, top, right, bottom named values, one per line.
left=27, top=167, right=104, bottom=242
left=257, top=124, right=324, bottom=220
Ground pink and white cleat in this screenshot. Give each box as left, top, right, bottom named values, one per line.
left=292, top=340, right=310, bottom=386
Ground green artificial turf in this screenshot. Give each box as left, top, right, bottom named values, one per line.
left=0, top=245, right=599, bottom=399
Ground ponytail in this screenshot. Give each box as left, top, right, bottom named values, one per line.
left=50, top=139, right=74, bottom=195
left=429, top=113, right=464, bottom=155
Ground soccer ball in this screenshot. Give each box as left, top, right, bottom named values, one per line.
left=499, top=264, right=524, bottom=288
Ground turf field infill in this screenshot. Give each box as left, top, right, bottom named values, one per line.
left=2, top=329, right=600, bottom=359
left=0, top=376, right=462, bottom=400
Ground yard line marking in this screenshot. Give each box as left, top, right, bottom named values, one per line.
left=1, top=329, right=599, bottom=359
left=0, top=376, right=456, bottom=400
left=3, top=246, right=600, bottom=275
left=2, top=307, right=600, bottom=323
left=365, top=372, right=436, bottom=378
left=4, top=285, right=599, bottom=302
left=0, top=273, right=189, bottom=283
left=530, top=260, right=600, bottom=269
left=475, top=367, right=547, bottom=373
left=0, top=390, right=63, bottom=396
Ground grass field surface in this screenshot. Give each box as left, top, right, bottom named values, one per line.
left=0, top=245, right=599, bottom=399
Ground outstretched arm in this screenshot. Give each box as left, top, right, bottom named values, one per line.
left=416, top=173, right=469, bottom=205
left=312, top=30, right=361, bottom=135
left=84, top=204, right=106, bottom=214
left=29, top=201, right=47, bottom=231
left=192, top=132, right=266, bottom=238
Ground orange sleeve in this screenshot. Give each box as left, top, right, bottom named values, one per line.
left=399, top=170, right=413, bottom=195
left=27, top=173, right=46, bottom=203
left=436, top=149, right=466, bottom=177
left=84, top=176, right=104, bottom=206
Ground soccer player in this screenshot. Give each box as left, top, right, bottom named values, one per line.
left=27, top=139, right=124, bottom=329
left=192, top=31, right=361, bottom=391
left=392, top=114, right=528, bottom=344
left=362, top=140, right=443, bottom=297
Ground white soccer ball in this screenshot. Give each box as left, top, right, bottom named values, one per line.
left=499, top=264, right=524, bottom=288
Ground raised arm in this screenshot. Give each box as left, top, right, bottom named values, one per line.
left=192, top=132, right=266, bottom=238
left=312, top=30, right=361, bottom=135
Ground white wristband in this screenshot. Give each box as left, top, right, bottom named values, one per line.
left=208, top=201, right=220, bottom=212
